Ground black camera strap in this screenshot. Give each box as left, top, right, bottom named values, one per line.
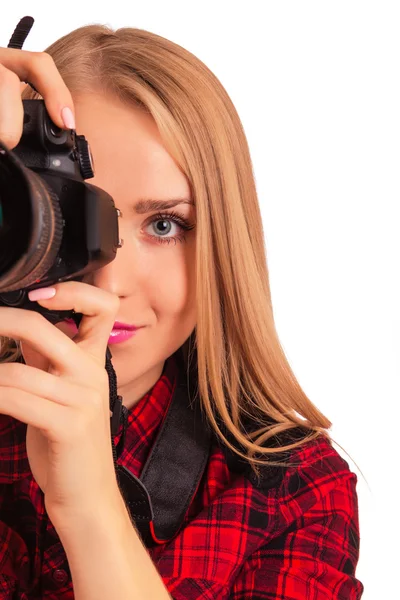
left=105, top=348, right=212, bottom=548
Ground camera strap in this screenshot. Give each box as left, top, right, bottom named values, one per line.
left=105, top=348, right=212, bottom=548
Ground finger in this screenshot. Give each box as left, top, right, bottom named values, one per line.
left=0, top=48, right=75, bottom=127
left=9, top=281, right=120, bottom=368
left=20, top=339, right=50, bottom=372
left=0, top=307, right=87, bottom=377
left=0, top=62, right=24, bottom=148
left=20, top=321, right=79, bottom=372
left=0, top=362, right=97, bottom=409
left=28, top=281, right=119, bottom=365
left=0, top=385, right=68, bottom=441
left=0, top=48, right=75, bottom=132
left=0, top=282, right=119, bottom=377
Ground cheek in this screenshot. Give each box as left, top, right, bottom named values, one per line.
left=147, top=249, right=196, bottom=317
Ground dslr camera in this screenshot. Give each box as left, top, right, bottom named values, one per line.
left=0, top=100, right=121, bottom=325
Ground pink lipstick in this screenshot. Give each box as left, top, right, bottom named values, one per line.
left=63, top=319, right=143, bottom=345
left=108, top=321, right=142, bottom=345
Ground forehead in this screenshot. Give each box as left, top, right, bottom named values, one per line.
left=72, top=92, right=191, bottom=201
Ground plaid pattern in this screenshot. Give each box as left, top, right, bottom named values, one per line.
left=0, top=353, right=364, bottom=599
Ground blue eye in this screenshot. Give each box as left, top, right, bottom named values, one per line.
left=145, top=211, right=196, bottom=245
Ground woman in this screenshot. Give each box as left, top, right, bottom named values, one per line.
left=0, top=24, right=363, bottom=599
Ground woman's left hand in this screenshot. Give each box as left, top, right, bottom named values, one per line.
left=0, top=281, right=122, bottom=522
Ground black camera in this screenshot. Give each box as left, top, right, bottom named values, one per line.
left=0, top=99, right=120, bottom=325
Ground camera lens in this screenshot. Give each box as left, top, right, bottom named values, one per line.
left=0, top=142, right=63, bottom=293
left=0, top=161, right=31, bottom=279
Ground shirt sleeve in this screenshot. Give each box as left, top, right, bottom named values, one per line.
left=230, top=475, right=364, bottom=599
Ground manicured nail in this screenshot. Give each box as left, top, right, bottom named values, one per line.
left=61, top=106, right=76, bottom=129
left=28, top=287, right=56, bottom=301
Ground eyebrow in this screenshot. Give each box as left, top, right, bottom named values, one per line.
left=133, top=198, right=195, bottom=214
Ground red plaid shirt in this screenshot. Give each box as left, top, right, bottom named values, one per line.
left=0, top=353, right=364, bottom=599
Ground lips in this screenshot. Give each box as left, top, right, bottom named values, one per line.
left=112, top=321, right=140, bottom=331
left=108, top=325, right=141, bottom=345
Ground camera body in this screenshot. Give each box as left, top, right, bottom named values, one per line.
left=0, top=100, right=120, bottom=324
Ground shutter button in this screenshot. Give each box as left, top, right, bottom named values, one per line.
left=52, top=569, right=68, bottom=585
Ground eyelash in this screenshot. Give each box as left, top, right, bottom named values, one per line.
left=144, top=210, right=196, bottom=245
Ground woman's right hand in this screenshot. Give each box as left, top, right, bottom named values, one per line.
left=0, top=46, right=75, bottom=149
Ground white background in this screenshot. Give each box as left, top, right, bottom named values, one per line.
left=1, top=2, right=398, bottom=597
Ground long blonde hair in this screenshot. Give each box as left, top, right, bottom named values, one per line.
left=1, top=24, right=339, bottom=477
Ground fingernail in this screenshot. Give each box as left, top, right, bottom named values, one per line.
left=28, top=287, right=56, bottom=301
left=61, top=106, right=76, bottom=129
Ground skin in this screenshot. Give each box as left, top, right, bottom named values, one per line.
left=22, top=91, right=198, bottom=410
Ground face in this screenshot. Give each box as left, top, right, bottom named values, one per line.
left=23, top=92, right=197, bottom=409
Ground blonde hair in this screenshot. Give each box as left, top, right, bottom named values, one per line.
left=2, top=24, right=345, bottom=478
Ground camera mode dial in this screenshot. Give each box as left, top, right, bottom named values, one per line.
left=75, top=135, right=94, bottom=179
